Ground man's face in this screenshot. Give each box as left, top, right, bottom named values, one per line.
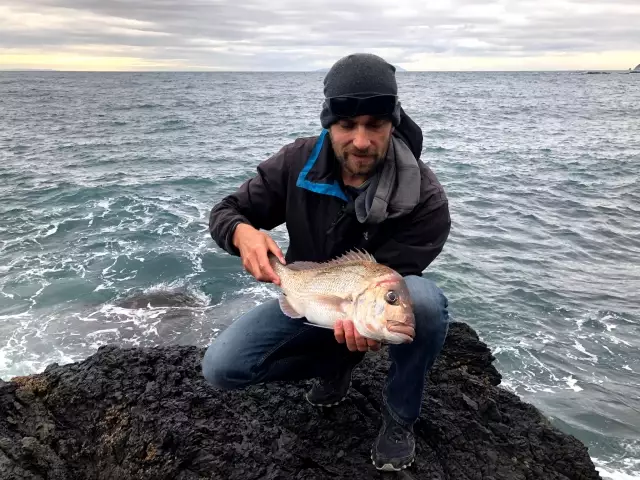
left=329, top=115, right=393, bottom=178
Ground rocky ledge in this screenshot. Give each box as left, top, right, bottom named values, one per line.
left=0, top=322, right=601, bottom=480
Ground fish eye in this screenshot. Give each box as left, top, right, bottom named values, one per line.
left=385, top=290, right=398, bottom=304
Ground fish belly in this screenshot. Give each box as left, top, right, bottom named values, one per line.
left=301, top=300, right=343, bottom=329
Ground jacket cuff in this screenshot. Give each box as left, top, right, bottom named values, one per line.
left=224, top=219, right=247, bottom=256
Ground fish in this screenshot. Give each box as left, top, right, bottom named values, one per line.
left=268, top=250, right=415, bottom=344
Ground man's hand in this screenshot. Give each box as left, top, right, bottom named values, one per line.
left=334, top=319, right=381, bottom=352
left=232, top=223, right=286, bottom=285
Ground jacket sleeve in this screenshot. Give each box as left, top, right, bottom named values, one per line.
left=209, top=145, right=290, bottom=256
left=373, top=199, right=451, bottom=277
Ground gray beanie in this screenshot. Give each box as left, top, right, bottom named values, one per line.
left=320, top=53, right=401, bottom=128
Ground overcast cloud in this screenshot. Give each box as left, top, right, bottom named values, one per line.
left=0, top=0, right=638, bottom=70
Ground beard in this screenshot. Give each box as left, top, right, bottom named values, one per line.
left=332, top=143, right=388, bottom=178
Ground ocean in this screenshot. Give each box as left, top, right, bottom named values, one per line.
left=0, top=71, right=638, bottom=479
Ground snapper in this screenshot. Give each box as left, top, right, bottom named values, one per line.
left=268, top=250, right=415, bottom=344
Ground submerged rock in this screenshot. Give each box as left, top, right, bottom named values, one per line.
left=114, top=289, right=204, bottom=309
left=0, top=322, right=601, bottom=479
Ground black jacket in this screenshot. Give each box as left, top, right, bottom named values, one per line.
left=209, top=112, right=450, bottom=277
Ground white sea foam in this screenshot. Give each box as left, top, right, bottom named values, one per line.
left=608, top=336, right=632, bottom=347
left=563, top=375, right=583, bottom=392
left=235, top=282, right=278, bottom=302
left=0, top=349, right=10, bottom=377
left=93, top=281, right=114, bottom=292
left=573, top=339, right=598, bottom=362
left=40, top=223, right=59, bottom=238
left=594, top=450, right=640, bottom=480
left=595, top=467, right=639, bottom=480
left=96, top=198, right=113, bottom=216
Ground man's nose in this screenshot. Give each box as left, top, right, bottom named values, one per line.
left=352, top=126, right=371, bottom=151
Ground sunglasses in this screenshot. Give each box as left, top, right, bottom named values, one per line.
left=326, top=94, right=398, bottom=118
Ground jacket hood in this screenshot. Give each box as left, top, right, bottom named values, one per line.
left=393, top=106, right=423, bottom=160
left=353, top=132, right=421, bottom=224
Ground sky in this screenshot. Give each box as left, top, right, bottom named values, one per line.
left=0, top=0, right=638, bottom=71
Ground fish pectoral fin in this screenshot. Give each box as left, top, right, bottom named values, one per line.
left=278, top=295, right=304, bottom=318
left=311, top=294, right=350, bottom=314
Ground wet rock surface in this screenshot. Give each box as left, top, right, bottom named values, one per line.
left=0, top=322, right=601, bottom=479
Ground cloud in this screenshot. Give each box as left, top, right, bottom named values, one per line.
left=0, top=0, right=638, bottom=70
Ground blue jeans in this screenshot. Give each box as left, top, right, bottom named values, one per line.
left=202, top=275, right=449, bottom=426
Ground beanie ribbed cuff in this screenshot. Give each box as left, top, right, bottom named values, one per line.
left=320, top=101, right=402, bottom=129
left=320, top=53, right=401, bottom=128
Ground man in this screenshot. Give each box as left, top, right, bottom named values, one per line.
left=202, top=53, right=450, bottom=471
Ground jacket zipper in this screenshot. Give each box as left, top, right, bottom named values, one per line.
left=326, top=204, right=347, bottom=233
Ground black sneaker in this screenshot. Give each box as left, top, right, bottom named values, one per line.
left=371, top=408, right=416, bottom=471
left=305, top=358, right=359, bottom=407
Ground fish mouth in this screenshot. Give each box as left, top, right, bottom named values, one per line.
left=386, top=321, right=415, bottom=343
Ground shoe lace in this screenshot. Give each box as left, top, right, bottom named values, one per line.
left=387, top=421, right=408, bottom=442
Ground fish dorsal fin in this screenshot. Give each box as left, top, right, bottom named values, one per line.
left=326, top=249, right=377, bottom=266
left=285, top=250, right=376, bottom=271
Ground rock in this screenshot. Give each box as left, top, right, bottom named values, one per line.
left=0, top=322, right=601, bottom=480
left=114, top=289, right=204, bottom=309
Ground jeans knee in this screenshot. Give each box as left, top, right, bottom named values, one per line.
left=404, top=275, right=449, bottom=340
left=201, top=344, right=247, bottom=390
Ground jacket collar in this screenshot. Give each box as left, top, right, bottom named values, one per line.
left=295, top=129, right=349, bottom=202
left=296, top=128, right=421, bottom=223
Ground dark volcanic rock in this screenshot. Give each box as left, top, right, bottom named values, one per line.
left=114, top=289, right=203, bottom=309
left=0, top=322, right=601, bottom=480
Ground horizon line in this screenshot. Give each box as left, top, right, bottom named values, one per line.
left=0, top=68, right=635, bottom=73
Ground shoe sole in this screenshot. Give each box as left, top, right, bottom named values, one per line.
left=371, top=450, right=414, bottom=471
left=304, top=381, right=351, bottom=407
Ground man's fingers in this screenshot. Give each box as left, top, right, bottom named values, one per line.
left=342, top=320, right=358, bottom=352
left=236, top=228, right=284, bottom=284
left=246, top=255, right=263, bottom=281
left=337, top=320, right=382, bottom=352
left=259, top=240, right=282, bottom=285
left=246, top=251, right=270, bottom=283
left=266, top=236, right=286, bottom=265
left=255, top=248, right=280, bottom=285
left=334, top=319, right=345, bottom=344
left=353, top=327, right=368, bottom=352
